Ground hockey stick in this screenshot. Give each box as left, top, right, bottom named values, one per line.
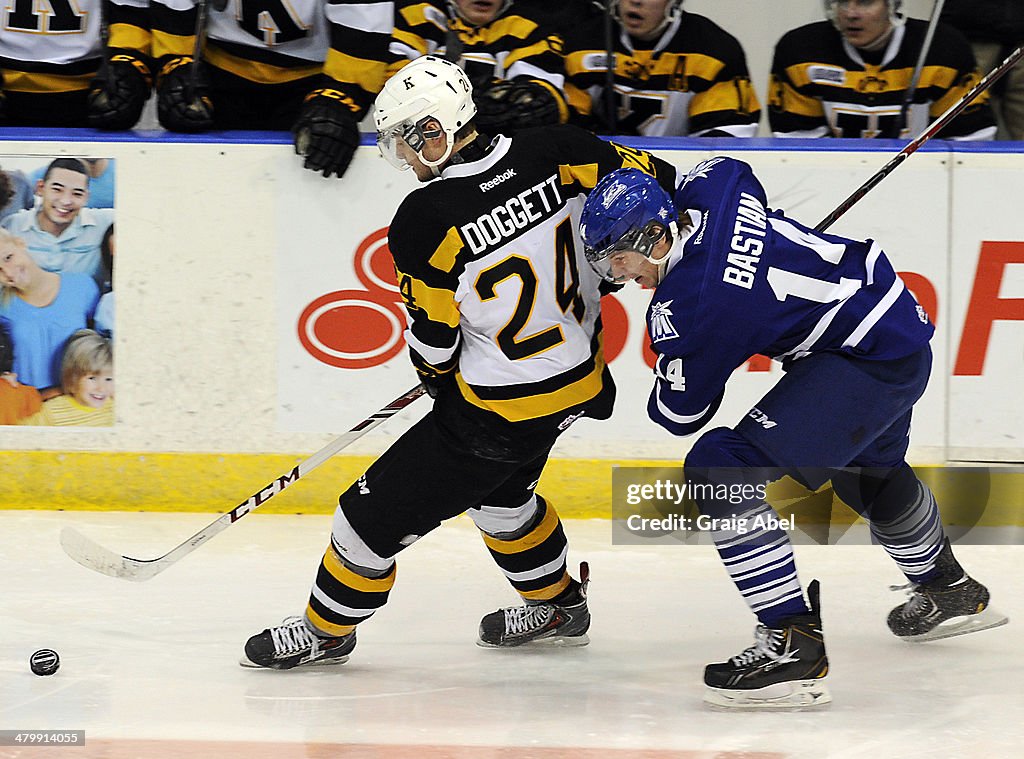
left=185, top=0, right=209, bottom=102
left=185, top=0, right=228, bottom=102
left=602, top=0, right=617, bottom=136
left=588, top=0, right=617, bottom=135
left=893, top=0, right=946, bottom=138
left=60, top=385, right=426, bottom=581
left=816, top=43, right=1024, bottom=232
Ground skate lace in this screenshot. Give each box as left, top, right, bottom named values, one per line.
left=269, top=616, right=320, bottom=657
left=730, top=625, right=784, bottom=666
left=889, top=582, right=933, bottom=619
left=504, top=604, right=553, bottom=635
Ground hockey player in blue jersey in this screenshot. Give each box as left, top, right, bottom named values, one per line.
left=579, top=160, right=1008, bottom=709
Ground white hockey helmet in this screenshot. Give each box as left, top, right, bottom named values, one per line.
left=611, top=0, right=685, bottom=38
left=824, top=0, right=904, bottom=28
left=374, top=56, right=477, bottom=172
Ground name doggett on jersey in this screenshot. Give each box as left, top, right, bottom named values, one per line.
left=461, top=174, right=564, bottom=255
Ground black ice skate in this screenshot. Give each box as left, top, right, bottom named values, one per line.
left=241, top=616, right=356, bottom=669
left=888, top=538, right=1009, bottom=642
left=477, top=563, right=591, bottom=648
left=704, top=580, right=830, bottom=709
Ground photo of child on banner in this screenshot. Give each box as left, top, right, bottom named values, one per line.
left=0, top=156, right=116, bottom=426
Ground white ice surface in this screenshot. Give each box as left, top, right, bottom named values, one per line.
left=1, top=511, right=1021, bottom=758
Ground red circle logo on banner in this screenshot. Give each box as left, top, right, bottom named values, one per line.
left=354, top=227, right=399, bottom=294
left=297, top=290, right=406, bottom=369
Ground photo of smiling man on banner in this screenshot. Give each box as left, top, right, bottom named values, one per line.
left=1, top=155, right=115, bottom=427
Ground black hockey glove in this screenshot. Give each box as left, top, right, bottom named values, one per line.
left=87, top=55, right=152, bottom=130
left=473, top=80, right=563, bottom=135
left=156, top=57, right=214, bottom=133
left=293, top=89, right=361, bottom=179
left=416, top=369, right=454, bottom=399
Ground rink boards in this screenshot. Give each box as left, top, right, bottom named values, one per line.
left=0, top=131, right=1021, bottom=518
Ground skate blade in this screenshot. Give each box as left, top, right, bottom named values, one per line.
left=476, top=633, right=590, bottom=649
left=238, top=654, right=350, bottom=669
left=900, top=607, right=1010, bottom=643
left=704, top=679, right=832, bottom=710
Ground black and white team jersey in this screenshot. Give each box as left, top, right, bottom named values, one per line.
left=149, top=0, right=393, bottom=120
left=387, top=125, right=677, bottom=424
left=768, top=18, right=996, bottom=139
left=388, top=0, right=569, bottom=118
left=1, top=0, right=150, bottom=120
left=645, top=156, right=935, bottom=437
left=563, top=9, right=761, bottom=137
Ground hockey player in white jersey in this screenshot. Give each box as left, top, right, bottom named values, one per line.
left=579, top=162, right=1008, bottom=709
left=242, top=55, right=679, bottom=669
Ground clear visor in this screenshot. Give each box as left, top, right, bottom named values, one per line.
left=584, top=223, right=664, bottom=283
left=376, top=116, right=443, bottom=170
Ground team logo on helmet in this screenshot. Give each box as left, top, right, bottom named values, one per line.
left=649, top=300, right=679, bottom=342
left=601, top=180, right=628, bottom=208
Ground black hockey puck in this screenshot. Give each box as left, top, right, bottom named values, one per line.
left=30, top=649, right=60, bottom=676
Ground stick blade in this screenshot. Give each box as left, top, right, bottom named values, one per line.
left=60, top=526, right=164, bottom=582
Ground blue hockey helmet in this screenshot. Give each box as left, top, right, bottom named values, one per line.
left=580, top=168, right=677, bottom=283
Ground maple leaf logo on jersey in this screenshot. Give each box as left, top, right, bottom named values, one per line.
left=680, top=158, right=725, bottom=190
left=649, top=300, right=680, bottom=342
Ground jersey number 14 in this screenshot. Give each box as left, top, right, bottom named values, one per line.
left=765, top=219, right=861, bottom=304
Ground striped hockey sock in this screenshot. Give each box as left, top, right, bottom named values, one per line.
left=470, top=494, right=571, bottom=602
left=710, top=502, right=809, bottom=627
left=870, top=480, right=946, bottom=583
left=305, top=542, right=396, bottom=637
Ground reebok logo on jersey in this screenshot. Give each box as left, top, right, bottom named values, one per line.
left=480, top=169, right=517, bottom=192
left=695, top=211, right=709, bottom=244
left=357, top=475, right=370, bottom=495
left=649, top=300, right=680, bottom=342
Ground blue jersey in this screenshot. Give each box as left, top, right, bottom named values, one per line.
left=647, top=157, right=934, bottom=437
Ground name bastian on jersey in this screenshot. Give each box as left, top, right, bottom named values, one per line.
left=645, top=156, right=934, bottom=437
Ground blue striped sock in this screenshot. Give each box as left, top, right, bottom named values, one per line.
left=710, top=503, right=809, bottom=627
left=870, top=482, right=946, bottom=583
